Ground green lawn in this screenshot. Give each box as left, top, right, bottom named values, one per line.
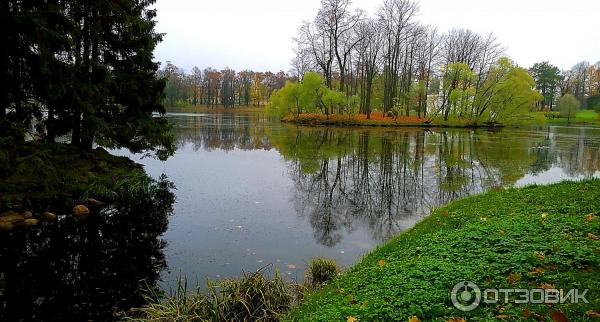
left=286, top=180, right=600, bottom=321
left=576, top=110, right=600, bottom=121
left=546, top=110, right=600, bottom=126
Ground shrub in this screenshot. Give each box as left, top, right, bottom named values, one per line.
left=304, top=257, right=339, bottom=289
left=543, top=111, right=560, bottom=119
left=126, top=267, right=294, bottom=322
left=218, top=270, right=292, bottom=321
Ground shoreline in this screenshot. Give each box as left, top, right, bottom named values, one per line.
left=166, top=105, right=266, bottom=114
left=281, top=114, right=509, bottom=129
left=286, top=179, right=600, bottom=321
left=129, top=179, right=600, bottom=321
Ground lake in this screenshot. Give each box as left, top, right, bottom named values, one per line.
left=125, top=111, right=600, bottom=287
left=2, top=111, right=600, bottom=320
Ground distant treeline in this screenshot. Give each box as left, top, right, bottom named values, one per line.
left=158, top=62, right=292, bottom=108
left=531, top=61, right=600, bottom=110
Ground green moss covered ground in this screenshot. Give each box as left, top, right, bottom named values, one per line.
left=287, top=180, right=600, bottom=321
left=0, top=138, right=143, bottom=211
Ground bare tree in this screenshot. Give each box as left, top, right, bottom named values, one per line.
left=439, top=28, right=503, bottom=118
left=290, top=42, right=312, bottom=81
left=414, top=26, right=441, bottom=117
left=316, top=0, right=364, bottom=93
left=378, top=0, right=419, bottom=112
left=297, top=21, right=335, bottom=87
left=355, top=18, right=382, bottom=118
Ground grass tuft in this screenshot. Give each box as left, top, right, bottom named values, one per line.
left=304, top=257, right=340, bottom=289
left=126, top=266, right=296, bottom=322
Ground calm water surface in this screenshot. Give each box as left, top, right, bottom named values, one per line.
left=120, top=112, right=600, bottom=287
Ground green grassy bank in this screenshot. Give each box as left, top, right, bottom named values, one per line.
left=544, top=110, right=600, bottom=126
left=0, top=138, right=143, bottom=211
left=286, top=180, right=600, bottom=321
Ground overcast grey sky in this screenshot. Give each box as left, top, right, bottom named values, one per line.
left=153, top=0, right=600, bottom=73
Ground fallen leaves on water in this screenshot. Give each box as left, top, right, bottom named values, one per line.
left=507, top=272, right=522, bottom=284
left=408, top=316, right=420, bottom=322
left=287, top=264, right=297, bottom=269
left=347, top=316, right=358, bottom=322
left=550, top=310, right=569, bottom=322
left=377, top=259, right=386, bottom=267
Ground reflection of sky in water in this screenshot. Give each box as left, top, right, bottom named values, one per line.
left=121, top=145, right=376, bottom=288
left=115, top=113, right=600, bottom=289
left=516, top=167, right=600, bottom=187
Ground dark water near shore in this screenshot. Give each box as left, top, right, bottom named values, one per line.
left=2, top=111, right=600, bottom=320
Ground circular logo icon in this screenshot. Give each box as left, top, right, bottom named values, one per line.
left=451, top=281, right=481, bottom=311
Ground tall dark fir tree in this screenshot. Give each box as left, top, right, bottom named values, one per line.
left=0, top=0, right=174, bottom=159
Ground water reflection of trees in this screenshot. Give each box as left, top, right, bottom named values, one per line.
left=168, top=113, right=600, bottom=247
left=0, top=178, right=175, bottom=321
left=283, top=130, right=495, bottom=244
left=270, top=126, right=600, bottom=246
left=551, top=127, right=600, bottom=176
left=173, top=113, right=273, bottom=152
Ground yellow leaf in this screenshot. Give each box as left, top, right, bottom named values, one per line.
left=587, top=232, right=599, bottom=240
left=534, top=251, right=545, bottom=262
left=496, top=315, right=510, bottom=319
left=528, top=267, right=545, bottom=276
left=408, top=316, right=420, bottom=322
left=585, top=213, right=594, bottom=221
left=347, top=316, right=358, bottom=322
left=378, top=259, right=386, bottom=267
left=447, top=319, right=466, bottom=322
left=507, top=272, right=522, bottom=284
left=586, top=310, right=600, bottom=318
